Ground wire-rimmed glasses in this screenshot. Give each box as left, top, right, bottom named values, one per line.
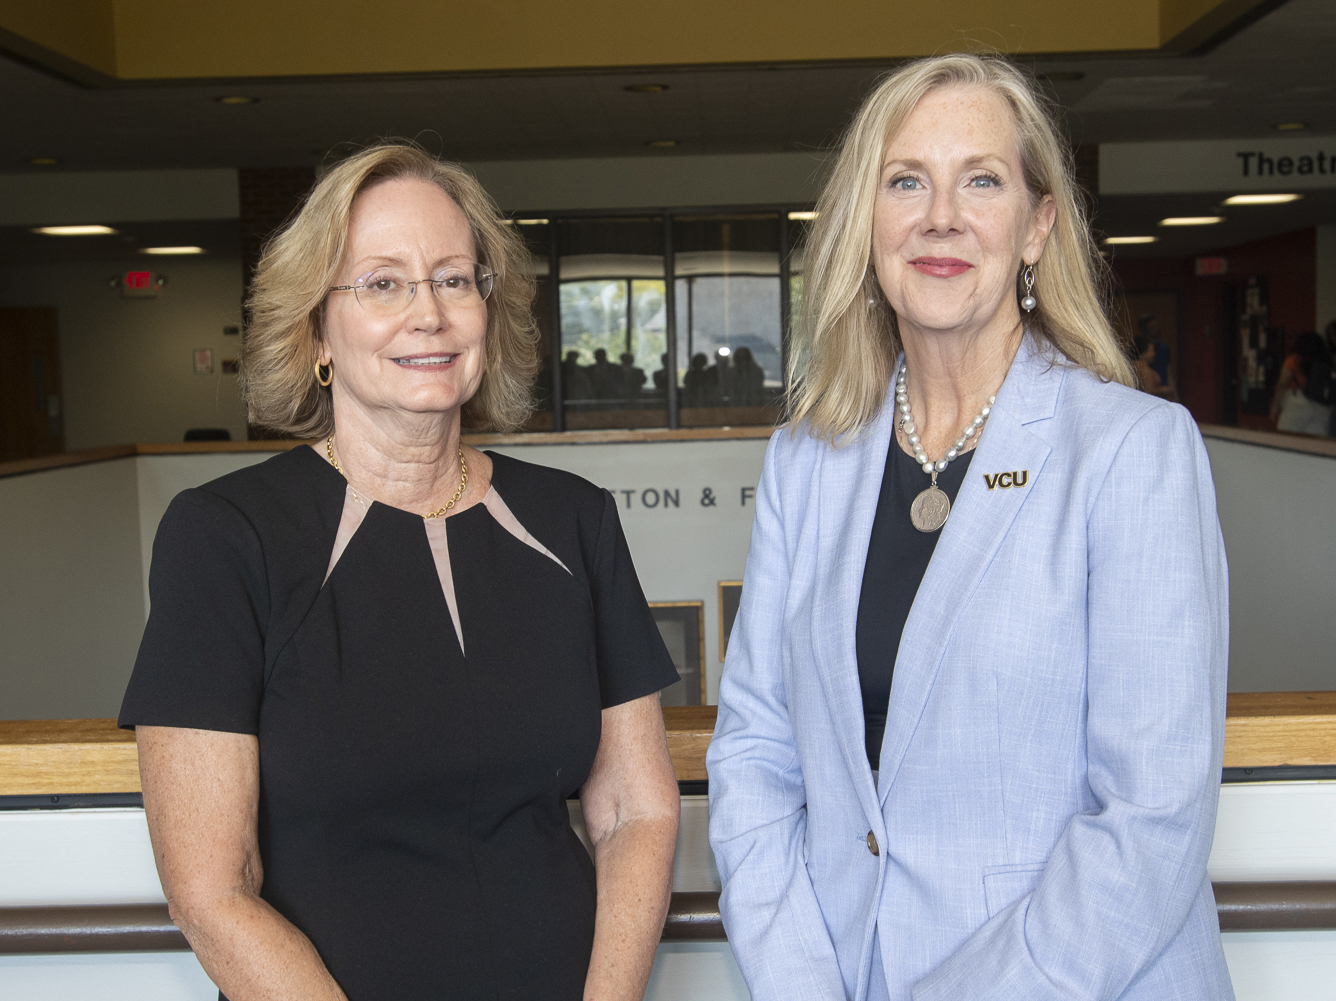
left=328, top=261, right=495, bottom=315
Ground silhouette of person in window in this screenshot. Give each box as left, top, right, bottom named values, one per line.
left=683, top=352, right=717, bottom=408
left=589, top=348, right=619, bottom=401
left=562, top=350, right=591, bottom=401
left=731, top=346, right=767, bottom=406
left=618, top=352, right=646, bottom=401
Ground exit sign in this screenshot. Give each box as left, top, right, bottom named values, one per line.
left=1195, top=257, right=1228, bottom=276
left=121, top=270, right=164, bottom=298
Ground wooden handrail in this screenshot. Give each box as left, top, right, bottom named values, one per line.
left=3, top=696, right=1333, bottom=796
left=2, top=882, right=1334, bottom=954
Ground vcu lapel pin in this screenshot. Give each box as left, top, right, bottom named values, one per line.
left=983, top=471, right=1029, bottom=490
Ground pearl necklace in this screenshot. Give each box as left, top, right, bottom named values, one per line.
left=895, top=362, right=996, bottom=533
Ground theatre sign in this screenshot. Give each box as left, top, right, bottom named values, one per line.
left=1099, top=136, right=1336, bottom=195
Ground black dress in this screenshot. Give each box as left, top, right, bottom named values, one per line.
left=119, top=446, right=679, bottom=1001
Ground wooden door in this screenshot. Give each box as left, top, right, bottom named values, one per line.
left=0, top=308, right=65, bottom=461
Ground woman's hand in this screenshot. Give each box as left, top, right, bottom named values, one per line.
left=137, top=726, right=348, bottom=1001
left=578, top=693, right=680, bottom=1001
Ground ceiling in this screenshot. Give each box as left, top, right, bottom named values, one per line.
left=1, top=0, right=1333, bottom=260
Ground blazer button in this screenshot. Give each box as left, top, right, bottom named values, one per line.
left=866, top=831, right=879, bottom=856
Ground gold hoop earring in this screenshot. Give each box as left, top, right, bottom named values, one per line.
left=315, top=358, right=333, bottom=387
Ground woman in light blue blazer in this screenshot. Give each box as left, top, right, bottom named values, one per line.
left=707, top=54, right=1232, bottom=1001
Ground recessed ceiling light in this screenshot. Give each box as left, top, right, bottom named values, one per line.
left=216, top=95, right=259, bottom=105
left=33, top=225, right=117, bottom=236
left=646, top=139, right=678, bottom=148
left=140, top=246, right=205, bottom=255
left=787, top=211, right=818, bottom=221
left=1040, top=71, right=1085, bottom=83
left=1223, top=193, right=1302, bottom=205
left=514, top=218, right=549, bottom=225
left=28, top=157, right=59, bottom=166
left=1159, top=216, right=1224, bottom=226
left=1274, top=121, right=1306, bottom=131
left=625, top=84, right=669, bottom=93
left=1103, top=236, right=1159, bottom=245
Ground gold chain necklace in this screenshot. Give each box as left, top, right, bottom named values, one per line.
left=325, top=435, right=468, bottom=519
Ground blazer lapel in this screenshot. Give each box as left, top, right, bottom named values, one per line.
left=877, top=337, right=1061, bottom=802
left=810, top=400, right=897, bottom=818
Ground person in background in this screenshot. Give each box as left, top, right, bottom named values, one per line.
left=730, top=346, right=767, bottom=406
left=708, top=53, right=1231, bottom=1001
left=120, top=142, right=680, bottom=1001
left=1133, top=334, right=1176, bottom=400
left=652, top=352, right=672, bottom=397
left=589, top=347, right=619, bottom=400
left=562, top=348, right=592, bottom=400
left=1272, top=330, right=1333, bottom=435
left=618, top=351, right=647, bottom=400
left=683, top=351, right=717, bottom=407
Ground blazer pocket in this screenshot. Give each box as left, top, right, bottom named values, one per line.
left=981, top=862, right=1046, bottom=919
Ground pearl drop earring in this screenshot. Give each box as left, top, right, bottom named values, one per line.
left=1020, top=264, right=1037, bottom=313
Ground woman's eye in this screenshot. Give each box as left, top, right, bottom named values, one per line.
left=969, top=174, right=1000, bottom=188
left=437, top=270, right=474, bottom=290
left=361, top=274, right=401, bottom=292
left=890, top=176, right=921, bottom=191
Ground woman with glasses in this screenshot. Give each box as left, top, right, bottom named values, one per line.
left=119, top=144, right=681, bottom=1001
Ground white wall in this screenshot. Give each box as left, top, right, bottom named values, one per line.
left=1203, top=436, right=1336, bottom=693
left=4, top=431, right=1334, bottom=721
left=0, top=460, right=145, bottom=720
left=0, top=256, right=249, bottom=450
left=0, top=169, right=239, bottom=228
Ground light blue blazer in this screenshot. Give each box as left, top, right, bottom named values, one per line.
left=707, top=335, right=1233, bottom=1001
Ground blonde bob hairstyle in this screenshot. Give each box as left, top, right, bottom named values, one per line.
left=788, top=53, right=1134, bottom=442
left=241, top=143, right=539, bottom=436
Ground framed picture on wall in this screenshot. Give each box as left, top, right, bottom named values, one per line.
left=649, top=601, right=706, bottom=706
left=718, top=581, right=742, bottom=661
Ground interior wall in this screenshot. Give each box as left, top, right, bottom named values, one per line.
left=1203, top=436, right=1336, bottom=693
left=0, top=459, right=144, bottom=720
left=0, top=256, right=248, bottom=449
left=467, top=152, right=830, bottom=211
left=1318, top=223, right=1336, bottom=335
left=1111, top=227, right=1318, bottom=425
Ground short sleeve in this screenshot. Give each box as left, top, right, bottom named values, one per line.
left=588, top=489, right=680, bottom=709
left=118, top=488, right=270, bottom=734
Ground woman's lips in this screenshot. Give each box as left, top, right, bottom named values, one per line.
left=909, top=257, right=974, bottom=278
left=392, top=353, right=458, bottom=370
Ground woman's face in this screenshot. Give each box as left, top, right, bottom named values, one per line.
left=870, top=85, right=1055, bottom=340
left=321, top=177, right=487, bottom=424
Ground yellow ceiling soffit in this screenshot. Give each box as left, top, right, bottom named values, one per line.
left=0, top=0, right=1274, bottom=82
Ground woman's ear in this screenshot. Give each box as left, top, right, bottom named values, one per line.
left=1025, top=194, right=1058, bottom=263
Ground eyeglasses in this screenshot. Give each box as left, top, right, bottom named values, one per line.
left=329, top=262, right=495, bottom=315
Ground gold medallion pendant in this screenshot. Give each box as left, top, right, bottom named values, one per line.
left=910, top=484, right=950, bottom=533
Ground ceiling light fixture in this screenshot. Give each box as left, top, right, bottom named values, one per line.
left=646, top=139, right=678, bottom=148
left=514, top=218, right=549, bottom=225
left=140, top=246, right=205, bottom=255
left=625, top=84, right=669, bottom=93
left=1223, top=193, right=1302, bottom=205
left=1159, top=216, right=1224, bottom=226
left=1274, top=121, right=1307, bottom=131
left=33, top=225, right=117, bottom=236
left=216, top=95, right=259, bottom=105
left=787, top=211, right=818, bottom=221
left=1103, top=236, right=1158, bottom=245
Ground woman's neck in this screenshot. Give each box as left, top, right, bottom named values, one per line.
left=326, top=401, right=482, bottom=516
left=897, top=316, right=1024, bottom=460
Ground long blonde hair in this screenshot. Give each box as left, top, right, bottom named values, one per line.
left=241, top=143, right=538, bottom=436
left=787, top=53, right=1132, bottom=442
